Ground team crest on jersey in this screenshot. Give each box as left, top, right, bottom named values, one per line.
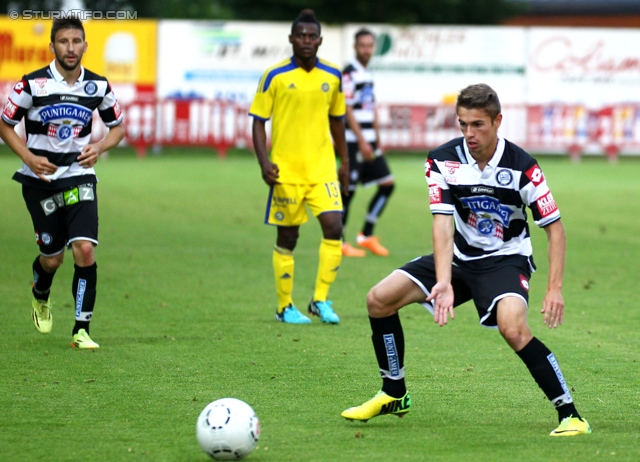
left=275, top=212, right=284, bottom=221
left=496, top=169, right=513, bottom=186
left=34, top=78, right=48, bottom=96
left=84, top=81, right=98, bottom=95
left=321, top=82, right=329, bottom=92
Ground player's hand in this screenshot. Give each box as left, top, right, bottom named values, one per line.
left=426, top=281, right=455, bottom=326
left=541, top=288, right=564, bottom=328
left=78, top=143, right=100, bottom=168
left=338, top=162, right=349, bottom=197
left=260, top=160, right=280, bottom=186
left=26, top=153, right=57, bottom=182
left=358, top=139, right=374, bottom=162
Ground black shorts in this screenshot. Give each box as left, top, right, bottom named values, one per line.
left=347, top=141, right=393, bottom=191
left=396, top=255, right=531, bottom=328
left=22, top=183, right=98, bottom=256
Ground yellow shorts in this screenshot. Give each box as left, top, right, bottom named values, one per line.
left=265, top=182, right=343, bottom=226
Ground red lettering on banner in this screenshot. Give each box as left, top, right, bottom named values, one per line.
left=537, top=191, right=558, bottom=217
left=532, top=36, right=640, bottom=76
left=3, top=98, right=17, bottom=119
left=525, top=164, right=545, bottom=186
left=429, top=185, right=442, bottom=204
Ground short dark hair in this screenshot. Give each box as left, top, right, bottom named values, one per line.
left=354, top=28, right=375, bottom=42
left=291, top=9, right=321, bottom=35
left=50, top=18, right=85, bottom=43
left=456, top=84, right=501, bottom=120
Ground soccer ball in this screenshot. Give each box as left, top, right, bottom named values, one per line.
left=196, top=398, right=260, bottom=460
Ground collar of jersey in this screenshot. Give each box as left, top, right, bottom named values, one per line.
left=463, top=136, right=505, bottom=169
left=49, top=59, right=86, bottom=84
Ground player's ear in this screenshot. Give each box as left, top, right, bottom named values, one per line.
left=49, top=42, right=54, bottom=54
left=318, top=36, right=323, bottom=46
left=288, top=34, right=293, bottom=45
left=493, top=113, right=503, bottom=129
left=83, top=41, right=88, bottom=53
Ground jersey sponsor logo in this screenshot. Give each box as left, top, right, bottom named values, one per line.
left=536, top=191, right=558, bottom=217
left=2, top=98, right=18, bottom=119
left=520, top=274, right=529, bottom=291
left=34, top=77, right=48, bottom=96
left=84, top=81, right=98, bottom=95
left=39, top=103, right=93, bottom=125
left=60, top=95, right=79, bottom=102
left=287, top=83, right=296, bottom=90
left=471, top=186, right=494, bottom=194
left=444, top=160, right=460, bottom=174
left=461, top=195, right=514, bottom=226
left=525, top=164, right=545, bottom=186
left=272, top=195, right=297, bottom=206
left=342, top=73, right=354, bottom=99
left=496, top=169, right=513, bottom=186
left=13, top=80, right=26, bottom=94
left=429, top=185, right=442, bottom=204
left=321, top=82, right=329, bottom=92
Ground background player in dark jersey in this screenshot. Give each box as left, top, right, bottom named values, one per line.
left=340, top=28, right=394, bottom=258
left=0, top=18, right=125, bottom=349
left=341, top=84, right=591, bottom=437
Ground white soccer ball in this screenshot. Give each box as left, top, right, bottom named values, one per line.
left=196, top=398, right=260, bottom=460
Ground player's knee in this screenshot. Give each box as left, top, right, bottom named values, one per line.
left=72, top=241, right=95, bottom=266
left=499, top=325, right=532, bottom=351
left=366, top=286, right=395, bottom=317
left=41, top=253, right=64, bottom=272
left=379, top=183, right=394, bottom=196
left=322, top=221, right=342, bottom=240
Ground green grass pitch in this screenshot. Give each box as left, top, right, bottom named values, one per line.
left=1, top=146, right=639, bottom=461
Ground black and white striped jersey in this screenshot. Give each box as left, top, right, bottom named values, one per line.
left=425, top=137, right=561, bottom=272
left=2, top=61, right=123, bottom=190
left=342, top=60, right=376, bottom=144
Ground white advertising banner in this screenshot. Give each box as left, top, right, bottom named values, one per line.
left=157, top=20, right=343, bottom=104
left=342, top=25, right=527, bottom=104
left=527, top=27, right=640, bottom=106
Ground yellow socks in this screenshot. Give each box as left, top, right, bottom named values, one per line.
left=273, top=245, right=294, bottom=313
left=313, top=238, right=342, bottom=302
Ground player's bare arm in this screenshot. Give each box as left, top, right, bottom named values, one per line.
left=345, top=105, right=373, bottom=160
left=78, top=123, right=125, bottom=168
left=541, top=219, right=566, bottom=328
left=0, top=119, right=58, bottom=182
left=426, top=213, right=455, bottom=326
left=251, top=118, right=279, bottom=185
left=330, top=116, right=349, bottom=196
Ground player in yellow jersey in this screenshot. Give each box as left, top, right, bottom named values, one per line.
left=250, top=9, right=349, bottom=324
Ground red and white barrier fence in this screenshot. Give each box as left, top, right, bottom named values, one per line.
left=4, top=98, right=640, bottom=159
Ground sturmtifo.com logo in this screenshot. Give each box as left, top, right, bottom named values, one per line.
left=10, top=9, right=138, bottom=20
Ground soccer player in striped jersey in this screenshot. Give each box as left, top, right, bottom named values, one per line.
left=0, top=18, right=125, bottom=349
left=342, top=84, right=591, bottom=437
left=249, top=10, right=349, bottom=324
left=340, top=28, right=394, bottom=258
